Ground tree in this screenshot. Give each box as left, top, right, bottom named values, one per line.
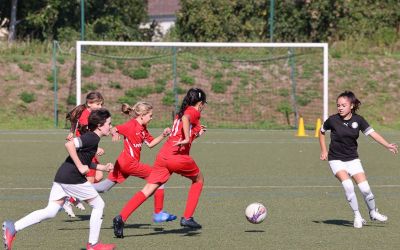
left=8, top=0, right=17, bottom=42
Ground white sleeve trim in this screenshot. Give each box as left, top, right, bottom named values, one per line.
left=320, top=127, right=326, bottom=133
left=364, top=127, right=374, bottom=136
left=73, top=137, right=82, bottom=148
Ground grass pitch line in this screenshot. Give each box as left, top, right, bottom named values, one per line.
left=2, top=184, right=400, bottom=191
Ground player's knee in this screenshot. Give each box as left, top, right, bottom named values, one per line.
left=358, top=181, right=372, bottom=197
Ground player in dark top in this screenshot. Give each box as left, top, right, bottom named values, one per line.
left=319, top=91, right=398, bottom=229
left=2, top=109, right=116, bottom=250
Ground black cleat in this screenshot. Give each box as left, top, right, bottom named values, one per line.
left=113, top=215, right=125, bottom=238
left=180, top=217, right=202, bottom=229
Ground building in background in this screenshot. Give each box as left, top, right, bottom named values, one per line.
left=143, top=0, right=180, bottom=40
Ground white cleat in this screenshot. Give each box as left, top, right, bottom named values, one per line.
left=353, top=216, right=366, bottom=229
left=370, top=209, right=387, bottom=222
left=63, top=201, right=76, bottom=218
left=74, top=200, right=86, bottom=211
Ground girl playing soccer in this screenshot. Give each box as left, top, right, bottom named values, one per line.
left=112, top=88, right=207, bottom=238
left=2, top=108, right=116, bottom=250
left=64, top=91, right=105, bottom=217
left=93, top=101, right=176, bottom=223
left=319, top=91, right=398, bottom=228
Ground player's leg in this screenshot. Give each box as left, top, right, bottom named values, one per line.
left=135, top=163, right=176, bottom=223
left=175, top=156, right=203, bottom=229
left=113, top=183, right=160, bottom=238
left=66, top=182, right=115, bottom=249
left=3, top=183, right=65, bottom=250
left=351, top=160, right=387, bottom=222
left=330, top=160, right=365, bottom=228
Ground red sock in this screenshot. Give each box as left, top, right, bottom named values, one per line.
left=69, top=197, right=76, bottom=203
left=120, top=191, right=147, bottom=222
left=154, top=188, right=164, bottom=213
left=183, top=181, right=203, bottom=219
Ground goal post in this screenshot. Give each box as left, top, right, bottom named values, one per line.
left=76, top=41, right=329, bottom=127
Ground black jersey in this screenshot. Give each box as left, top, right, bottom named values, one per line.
left=321, top=113, right=374, bottom=161
left=54, top=131, right=100, bottom=184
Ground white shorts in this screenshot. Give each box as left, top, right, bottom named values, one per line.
left=49, top=182, right=99, bottom=201
left=328, top=159, right=364, bottom=176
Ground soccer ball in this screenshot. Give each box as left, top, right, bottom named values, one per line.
left=245, top=202, right=267, bottom=224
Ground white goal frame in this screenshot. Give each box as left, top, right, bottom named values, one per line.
left=76, top=41, right=329, bottom=121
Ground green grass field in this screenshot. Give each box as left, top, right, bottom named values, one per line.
left=0, top=129, right=399, bottom=250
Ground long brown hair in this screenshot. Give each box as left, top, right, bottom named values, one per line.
left=66, top=91, right=104, bottom=134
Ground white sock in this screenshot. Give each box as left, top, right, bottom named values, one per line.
left=87, top=195, right=105, bottom=245
left=358, top=181, right=376, bottom=211
left=341, top=179, right=360, bottom=215
left=14, top=201, right=61, bottom=231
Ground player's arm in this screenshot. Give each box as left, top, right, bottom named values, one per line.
left=65, top=139, right=89, bottom=175
left=94, top=163, right=114, bottom=172
left=147, top=127, right=171, bottom=148
left=369, top=131, right=398, bottom=154
left=319, top=131, right=328, bottom=160
left=174, top=115, right=190, bottom=146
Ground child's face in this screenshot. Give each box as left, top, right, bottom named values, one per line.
left=98, top=117, right=112, bottom=136
left=337, top=97, right=353, bottom=117
left=141, top=111, right=153, bottom=125
left=88, top=101, right=103, bottom=111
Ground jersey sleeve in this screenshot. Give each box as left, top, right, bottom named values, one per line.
left=358, top=115, right=374, bottom=136
left=321, top=117, right=331, bottom=133
left=115, top=120, right=132, bottom=137
left=184, top=108, right=200, bottom=125
left=77, top=133, right=96, bottom=149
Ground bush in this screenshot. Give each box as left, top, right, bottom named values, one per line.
left=130, top=68, right=149, bottom=79
left=67, top=95, right=76, bottom=105
left=82, top=83, right=99, bottom=93
left=180, top=74, right=195, bottom=85
left=108, top=81, right=122, bottom=89
left=162, top=91, right=175, bottom=106
left=82, top=64, right=95, bottom=78
left=211, top=81, right=227, bottom=93
left=19, top=91, right=36, bottom=103
left=18, top=63, right=33, bottom=72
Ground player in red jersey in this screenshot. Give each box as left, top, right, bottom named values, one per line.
left=112, top=88, right=207, bottom=238
left=64, top=92, right=104, bottom=217
left=93, top=102, right=176, bottom=223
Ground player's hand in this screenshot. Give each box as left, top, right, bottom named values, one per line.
left=105, top=163, right=114, bottom=172
left=198, top=125, right=207, bottom=136
left=387, top=143, right=398, bottom=154
left=78, top=165, right=90, bottom=175
left=320, top=151, right=328, bottom=161
left=96, top=147, right=105, bottom=156
left=66, top=132, right=74, bottom=141
left=162, top=127, right=171, bottom=137
left=173, top=139, right=189, bottom=147
left=112, top=133, right=121, bottom=142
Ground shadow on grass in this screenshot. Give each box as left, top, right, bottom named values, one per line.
left=118, top=224, right=201, bottom=238
left=244, top=230, right=265, bottom=233
left=313, top=219, right=385, bottom=228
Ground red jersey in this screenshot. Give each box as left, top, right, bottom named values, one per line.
left=159, top=106, right=201, bottom=156
left=76, top=108, right=90, bottom=137
left=116, top=119, right=154, bottom=161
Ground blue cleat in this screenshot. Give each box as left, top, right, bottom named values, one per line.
left=153, top=211, right=177, bottom=223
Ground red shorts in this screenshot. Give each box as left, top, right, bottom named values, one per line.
left=86, top=156, right=99, bottom=177
left=147, top=154, right=200, bottom=184
left=107, top=152, right=152, bottom=183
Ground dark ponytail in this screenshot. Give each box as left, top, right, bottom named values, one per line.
left=177, top=88, right=207, bottom=118
left=337, top=91, right=361, bottom=113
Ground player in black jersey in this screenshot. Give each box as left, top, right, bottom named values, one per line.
left=2, top=109, right=116, bottom=250
left=319, top=91, right=398, bottom=229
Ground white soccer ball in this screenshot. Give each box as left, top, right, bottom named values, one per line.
left=245, top=202, right=267, bottom=224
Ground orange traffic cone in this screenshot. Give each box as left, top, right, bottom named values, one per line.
left=314, top=118, right=322, bottom=138
left=296, top=117, right=307, bottom=137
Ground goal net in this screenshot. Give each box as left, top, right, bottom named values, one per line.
left=76, top=42, right=328, bottom=129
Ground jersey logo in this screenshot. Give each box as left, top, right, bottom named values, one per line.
left=343, top=122, right=349, bottom=127
left=351, top=122, right=358, bottom=129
